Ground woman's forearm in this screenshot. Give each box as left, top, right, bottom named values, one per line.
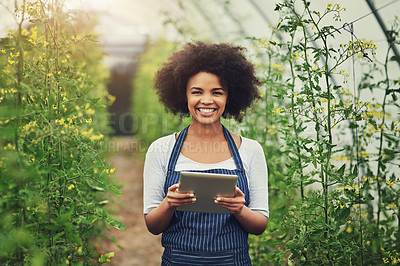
left=145, top=184, right=196, bottom=235
left=144, top=198, right=175, bottom=235
left=234, top=206, right=268, bottom=235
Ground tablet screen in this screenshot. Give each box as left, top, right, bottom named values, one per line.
left=177, top=171, right=238, bottom=214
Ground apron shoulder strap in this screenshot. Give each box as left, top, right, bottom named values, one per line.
left=222, top=125, right=245, bottom=170
left=167, top=125, right=189, bottom=172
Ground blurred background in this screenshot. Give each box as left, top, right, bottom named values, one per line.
left=2, top=0, right=398, bottom=138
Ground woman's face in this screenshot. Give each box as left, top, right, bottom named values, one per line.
left=186, top=72, right=228, bottom=127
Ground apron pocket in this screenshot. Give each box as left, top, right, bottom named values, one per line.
left=171, top=249, right=234, bottom=265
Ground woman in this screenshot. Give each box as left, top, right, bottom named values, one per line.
left=143, top=41, right=269, bottom=265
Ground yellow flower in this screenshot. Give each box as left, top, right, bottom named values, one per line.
left=272, top=107, right=284, bottom=114
left=346, top=227, right=352, bottom=233
left=2, top=68, right=11, bottom=74
left=387, top=180, right=395, bottom=187
left=388, top=202, right=396, bottom=210
left=107, top=252, right=115, bottom=262
left=106, top=168, right=116, bottom=174
left=86, top=108, right=95, bottom=115
left=68, top=184, right=75, bottom=190
left=272, top=63, right=283, bottom=69
left=56, top=118, right=65, bottom=125
left=89, top=134, right=104, bottom=141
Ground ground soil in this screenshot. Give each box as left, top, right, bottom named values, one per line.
left=100, top=136, right=163, bottom=266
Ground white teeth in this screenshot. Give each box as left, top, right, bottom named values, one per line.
left=198, top=108, right=215, bottom=113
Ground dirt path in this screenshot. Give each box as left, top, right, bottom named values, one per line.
left=101, top=136, right=163, bottom=266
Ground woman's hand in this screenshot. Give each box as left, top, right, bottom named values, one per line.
left=166, top=183, right=196, bottom=209
left=214, top=187, right=246, bottom=215
left=214, top=186, right=268, bottom=235
left=145, top=183, right=196, bottom=235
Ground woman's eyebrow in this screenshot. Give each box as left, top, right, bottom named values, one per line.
left=190, top=87, right=224, bottom=91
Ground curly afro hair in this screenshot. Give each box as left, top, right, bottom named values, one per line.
left=154, top=41, right=262, bottom=122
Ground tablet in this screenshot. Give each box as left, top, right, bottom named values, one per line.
left=176, top=171, right=238, bottom=214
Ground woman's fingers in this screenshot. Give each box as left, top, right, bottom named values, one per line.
left=234, top=186, right=245, bottom=197
left=166, top=183, right=196, bottom=208
left=167, top=183, right=180, bottom=193
left=214, top=187, right=245, bottom=214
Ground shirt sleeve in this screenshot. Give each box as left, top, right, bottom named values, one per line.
left=143, top=136, right=172, bottom=214
left=246, top=140, right=269, bottom=218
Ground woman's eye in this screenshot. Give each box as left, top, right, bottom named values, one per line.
left=192, top=91, right=201, bottom=95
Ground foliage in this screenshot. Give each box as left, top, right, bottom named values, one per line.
left=0, top=1, right=123, bottom=265
left=245, top=0, right=400, bottom=265
left=132, top=40, right=190, bottom=149
left=129, top=0, right=399, bottom=264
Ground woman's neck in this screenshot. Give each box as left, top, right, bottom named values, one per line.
left=188, top=121, right=224, bottom=140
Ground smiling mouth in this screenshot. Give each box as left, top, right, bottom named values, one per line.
left=197, top=108, right=216, bottom=114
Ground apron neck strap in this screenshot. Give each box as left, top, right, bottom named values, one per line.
left=222, top=124, right=244, bottom=170
left=167, top=124, right=244, bottom=171
left=167, top=125, right=189, bottom=172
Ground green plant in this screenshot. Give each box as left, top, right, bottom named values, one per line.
left=245, top=0, right=399, bottom=264
left=0, top=1, right=123, bottom=265
left=132, top=40, right=190, bottom=149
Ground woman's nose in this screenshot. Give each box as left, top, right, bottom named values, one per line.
left=200, top=93, right=213, bottom=104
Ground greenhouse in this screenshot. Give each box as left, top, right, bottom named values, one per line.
left=0, top=0, right=399, bottom=265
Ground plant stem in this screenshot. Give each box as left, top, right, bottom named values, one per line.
left=303, top=0, right=332, bottom=243
left=287, top=3, right=305, bottom=201
left=321, top=33, right=332, bottom=238
left=375, top=39, right=391, bottom=230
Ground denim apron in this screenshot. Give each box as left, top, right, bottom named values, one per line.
left=161, top=125, right=252, bottom=265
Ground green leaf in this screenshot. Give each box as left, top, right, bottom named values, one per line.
left=335, top=208, right=350, bottom=224
left=110, top=220, right=126, bottom=230
left=337, top=164, right=346, bottom=177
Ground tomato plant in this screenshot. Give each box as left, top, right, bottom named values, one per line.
left=0, top=1, right=123, bottom=265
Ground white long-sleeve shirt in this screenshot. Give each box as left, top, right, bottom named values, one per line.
left=143, top=133, right=269, bottom=217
